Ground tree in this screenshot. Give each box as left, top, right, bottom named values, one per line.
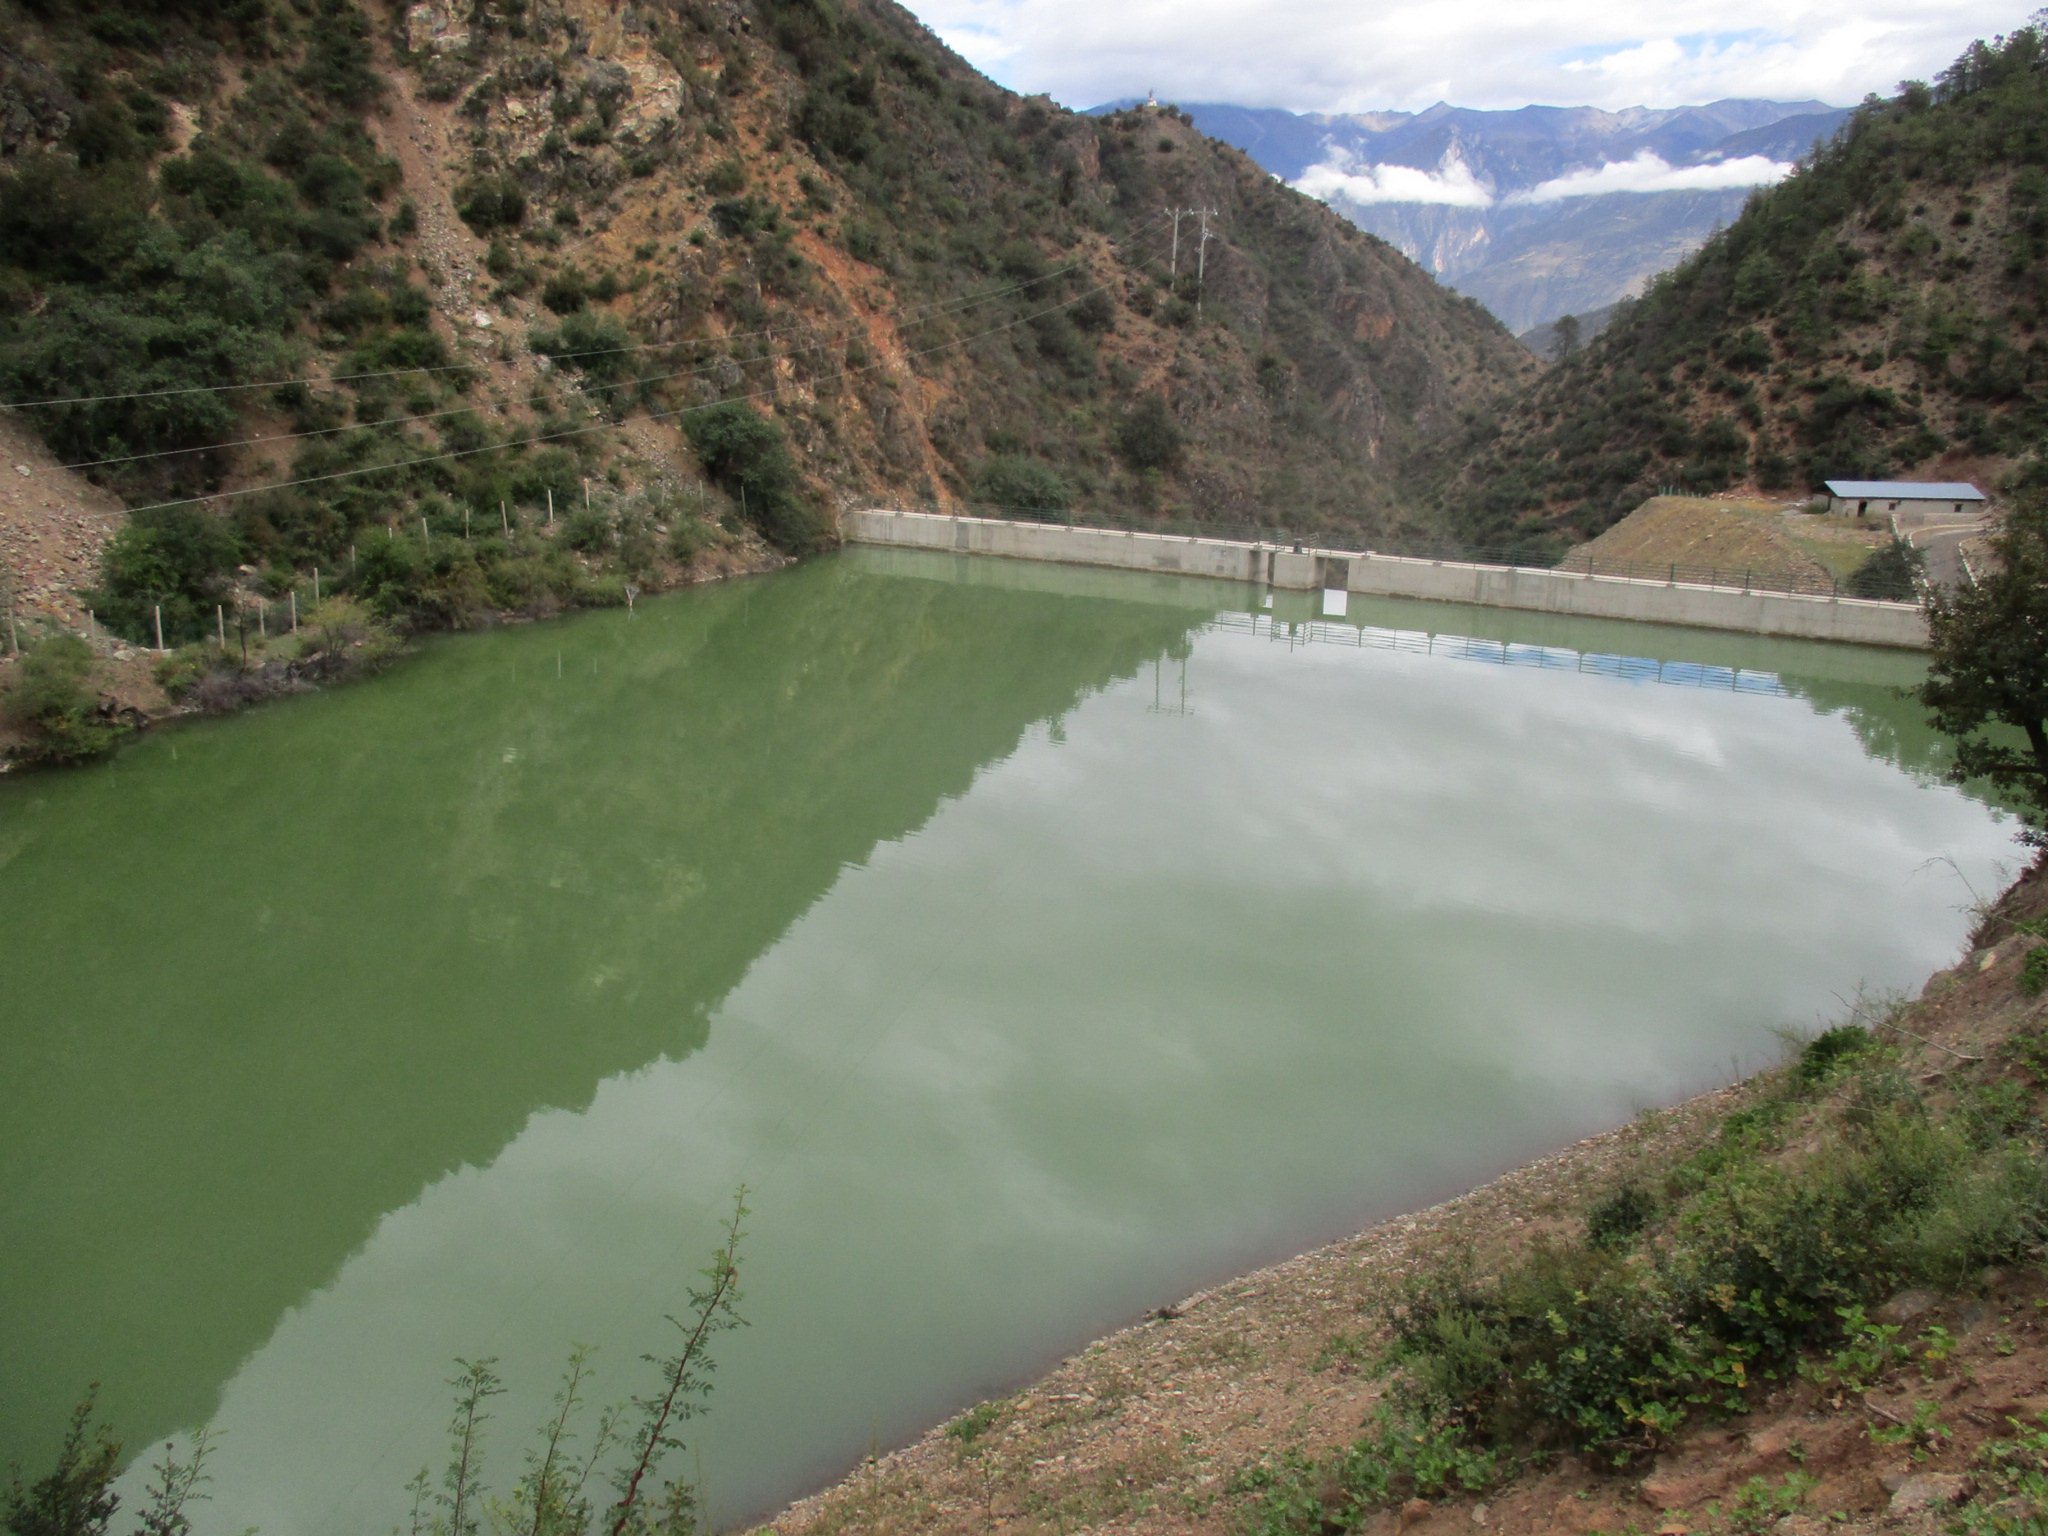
left=682, top=402, right=827, bottom=553
left=1920, top=500, right=2048, bottom=837
left=1116, top=394, right=1182, bottom=473
left=91, top=506, right=241, bottom=645
left=1550, top=313, right=1581, bottom=361
left=1846, top=535, right=1926, bottom=599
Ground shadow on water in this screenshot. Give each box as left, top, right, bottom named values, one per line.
left=0, top=555, right=1210, bottom=1470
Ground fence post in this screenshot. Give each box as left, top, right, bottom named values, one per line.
left=313, top=568, right=321, bottom=603
left=216, top=605, right=225, bottom=647
left=501, top=501, right=510, bottom=536
left=547, top=488, right=554, bottom=526
left=290, top=590, right=298, bottom=633
left=154, top=605, right=164, bottom=652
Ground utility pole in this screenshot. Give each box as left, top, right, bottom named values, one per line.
left=1195, top=206, right=1220, bottom=315
left=1165, top=207, right=1195, bottom=279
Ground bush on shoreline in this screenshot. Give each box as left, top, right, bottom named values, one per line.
left=1234, top=1005, right=2048, bottom=1534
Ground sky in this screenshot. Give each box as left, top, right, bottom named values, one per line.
left=897, top=0, right=2027, bottom=114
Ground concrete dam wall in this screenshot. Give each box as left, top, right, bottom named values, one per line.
left=842, top=510, right=1930, bottom=650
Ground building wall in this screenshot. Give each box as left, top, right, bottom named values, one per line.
left=1827, top=495, right=1976, bottom=522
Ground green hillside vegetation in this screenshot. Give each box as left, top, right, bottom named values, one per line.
left=1437, top=24, right=2048, bottom=557
left=0, top=0, right=1531, bottom=653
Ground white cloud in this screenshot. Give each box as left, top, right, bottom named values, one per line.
left=1292, top=148, right=1495, bottom=208
left=1513, top=150, right=1795, bottom=202
left=897, top=0, right=2016, bottom=114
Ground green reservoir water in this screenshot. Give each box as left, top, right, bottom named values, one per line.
left=0, top=548, right=2021, bottom=1530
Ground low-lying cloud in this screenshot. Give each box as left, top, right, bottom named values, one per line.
left=1291, top=146, right=1793, bottom=211
left=1511, top=150, right=1795, bottom=203
left=1291, top=148, right=1493, bottom=207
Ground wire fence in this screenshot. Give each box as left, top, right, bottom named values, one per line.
left=873, top=501, right=1897, bottom=602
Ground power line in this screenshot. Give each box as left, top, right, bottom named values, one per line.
left=0, top=217, right=1166, bottom=413
left=108, top=240, right=1165, bottom=521
left=53, top=216, right=1168, bottom=473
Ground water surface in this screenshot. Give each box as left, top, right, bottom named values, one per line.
left=0, top=548, right=2017, bottom=1529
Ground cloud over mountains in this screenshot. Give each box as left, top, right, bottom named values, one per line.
left=1511, top=150, right=1795, bottom=202
left=1291, top=150, right=1496, bottom=207
left=1291, top=146, right=1795, bottom=210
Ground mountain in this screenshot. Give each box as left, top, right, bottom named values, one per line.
left=0, top=0, right=1535, bottom=646
left=1095, top=99, right=1853, bottom=333
left=1430, top=26, right=2048, bottom=556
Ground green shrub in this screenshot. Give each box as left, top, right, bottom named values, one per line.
left=1231, top=1403, right=1497, bottom=1534
left=971, top=455, right=1073, bottom=517
left=1794, top=1024, right=1876, bottom=1086
left=1336, top=1405, right=1498, bottom=1507
left=453, top=171, right=526, bottom=233
left=92, top=506, right=242, bottom=645
left=540, top=267, right=589, bottom=314
left=1586, top=1180, right=1659, bottom=1250
left=2022, top=945, right=2048, bottom=997
left=668, top=518, right=713, bottom=563
left=1885, top=1143, right=2048, bottom=1286
left=683, top=402, right=828, bottom=553
left=530, top=310, right=637, bottom=389
left=944, top=1399, right=1004, bottom=1445
left=2, top=635, right=126, bottom=763
left=1117, top=394, right=1182, bottom=471
left=561, top=508, right=613, bottom=553
left=1070, top=289, right=1116, bottom=333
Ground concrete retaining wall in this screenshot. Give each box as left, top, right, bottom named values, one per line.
left=844, top=509, right=1928, bottom=649
left=1341, top=553, right=1927, bottom=648
left=847, top=507, right=1273, bottom=583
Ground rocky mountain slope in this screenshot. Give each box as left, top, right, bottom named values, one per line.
left=1104, top=98, right=1851, bottom=333
left=0, top=0, right=1534, bottom=646
left=1429, top=26, right=2048, bottom=557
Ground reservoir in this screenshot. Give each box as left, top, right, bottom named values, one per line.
left=0, top=546, right=2019, bottom=1531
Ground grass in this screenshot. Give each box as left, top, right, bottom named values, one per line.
left=1783, top=528, right=1884, bottom=584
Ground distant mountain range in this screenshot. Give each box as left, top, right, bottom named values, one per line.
left=1434, top=26, right=2048, bottom=550
left=1093, top=99, right=1853, bottom=334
